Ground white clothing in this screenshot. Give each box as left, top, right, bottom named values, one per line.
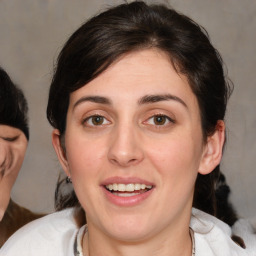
left=232, top=218, right=256, bottom=255
left=0, top=208, right=250, bottom=256
left=0, top=208, right=77, bottom=256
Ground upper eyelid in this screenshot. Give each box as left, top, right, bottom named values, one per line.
left=0, top=136, right=19, bottom=142
left=78, top=107, right=113, bottom=118
left=83, top=113, right=109, bottom=121
left=154, top=114, right=175, bottom=121
left=146, top=114, right=175, bottom=123
left=79, top=107, right=176, bottom=123
left=143, top=110, right=176, bottom=120
left=83, top=114, right=111, bottom=126
left=84, top=113, right=105, bottom=118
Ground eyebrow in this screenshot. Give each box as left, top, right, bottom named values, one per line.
left=138, top=94, right=187, bottom=108
left=73, top=96, right=112, bottom=110
left=73, top=94, right=187, bottom=110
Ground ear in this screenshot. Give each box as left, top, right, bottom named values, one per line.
left=198, top=120, right=225, bottom=175
left=52, top=129, right=70, bottom=177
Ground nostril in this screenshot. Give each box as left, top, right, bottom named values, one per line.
left=110, top=159, right=118, bottom=164
left=109, top=156, right=141, bottom=167
left=107, top=136, right=144, bottom=167
left=128, top=158, right=138, bottom=164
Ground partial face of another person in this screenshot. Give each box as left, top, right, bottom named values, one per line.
left=0, top=125, right=28, bottom=221
left=53, top=49, right=224, bottom=242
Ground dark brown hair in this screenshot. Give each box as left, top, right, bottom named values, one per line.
left=47, top=1, right=232, bottom=217
left=0, top=67, right=29, bottom=140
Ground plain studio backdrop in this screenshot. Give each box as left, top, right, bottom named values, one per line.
left=0, top=0, right=255, bottom=218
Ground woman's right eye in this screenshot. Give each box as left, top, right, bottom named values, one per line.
left=83, top=115, right=110, bottom=127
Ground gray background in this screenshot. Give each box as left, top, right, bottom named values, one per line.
left=0, top=0, right=255, bottom=218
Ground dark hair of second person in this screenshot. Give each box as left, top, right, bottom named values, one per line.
left=0, top=67, right=29, bottom=141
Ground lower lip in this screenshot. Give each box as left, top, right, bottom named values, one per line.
left=102, top=187, right=154, bottom=207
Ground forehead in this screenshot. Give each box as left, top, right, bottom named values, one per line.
left=69, top=49, right=195, bottom=105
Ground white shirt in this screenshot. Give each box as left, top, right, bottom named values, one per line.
left=0, top=208, right=251, bottom=256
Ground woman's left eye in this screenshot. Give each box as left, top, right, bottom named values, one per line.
left=83, top=115, right=110, bottom=126
left=146, top=115, right=174, bottom=126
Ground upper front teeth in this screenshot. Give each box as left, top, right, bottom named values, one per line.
left=106, top=183, right=152, bottom=192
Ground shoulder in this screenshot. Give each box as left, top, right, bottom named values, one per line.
left=0, top=208, right=78, bottom=256
left=232, top=217, right=256, bottom=255
left=190, top=208, right=249, bottom=256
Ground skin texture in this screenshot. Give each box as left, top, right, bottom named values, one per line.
left=52, top=49, right=225, bottom=256
left=0, top=125, right=28, bottom=221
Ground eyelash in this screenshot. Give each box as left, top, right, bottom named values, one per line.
left=145, top=114, right=175, bottom=127
left=82, top=115, right=111, bottom=127
left=81, top=113, right=175, bottom=129
left=2, top=136, right=18, bottom=142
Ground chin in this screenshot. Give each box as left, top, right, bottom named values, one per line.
left=102, top=213, right=155, bottom=242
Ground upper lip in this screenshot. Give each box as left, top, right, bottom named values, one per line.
left=101, top=176, right=154, bottom=186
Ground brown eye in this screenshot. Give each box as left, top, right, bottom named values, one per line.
left=145, top=114, right=174, bottom=127
left=153, top=116, right=167, bottom=125
left=83, top=115, right=110, bottom=127
left=91, top=116, right=104, bottom=125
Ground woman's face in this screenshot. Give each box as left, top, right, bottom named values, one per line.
left=0, top=125, right=28, bottom=221
left=53, top=49, right=224, bottom=241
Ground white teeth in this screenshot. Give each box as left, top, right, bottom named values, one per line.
left=112, top=192, right=139, bottom=197
left=113, top=184, right=118, bottom=191
left=105, top=183, right=152, bottom=192
left=134, top=183, right=140, bottom=190
left=118, top=184, right=126, bottom=192
left=126, top=184, right=134, bottom=192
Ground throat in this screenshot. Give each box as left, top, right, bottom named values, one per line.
left=80, top=224, right=194, bottom=256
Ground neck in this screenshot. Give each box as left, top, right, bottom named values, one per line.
left=83, top=221, right=192, bottom=256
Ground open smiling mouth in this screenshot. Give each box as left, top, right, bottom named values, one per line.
left=105, top=184, right=153, bottom=197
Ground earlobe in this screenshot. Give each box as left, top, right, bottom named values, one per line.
left=198, top=121, right=225, bottom=175
left=52, top=129, right=70, bottom=176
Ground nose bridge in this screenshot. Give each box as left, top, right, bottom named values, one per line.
left=108, top=119, right=143, bottom=167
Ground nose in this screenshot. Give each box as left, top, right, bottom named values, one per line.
left=107, top=123, right=144, bottom=167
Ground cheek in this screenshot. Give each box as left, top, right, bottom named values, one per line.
left=66, top=137, right=107, bottom=180
left=65, top=137, right=109, bottom=213
left=12, top=151, right=26, bottom=177
left=146, top=134, right=202, bottom=178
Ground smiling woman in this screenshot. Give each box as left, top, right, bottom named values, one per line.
left=61, top=50, right=206, bottom=233
left=0, top=1, right=249, bottom=256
